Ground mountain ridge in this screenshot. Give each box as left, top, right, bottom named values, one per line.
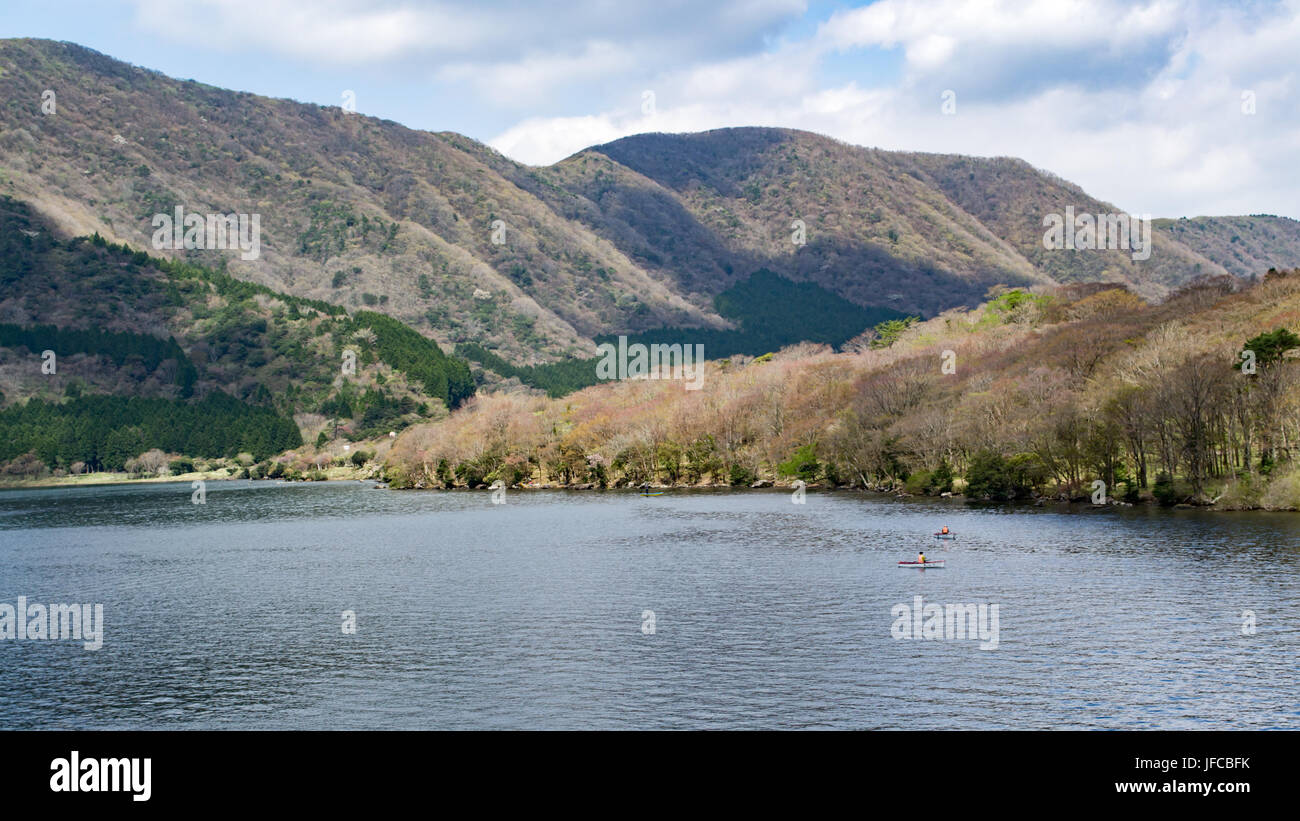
left=2, top=37, right=1300, bottom=368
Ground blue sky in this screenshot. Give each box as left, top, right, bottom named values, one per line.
left=3, top=0, right=1298, bottom=218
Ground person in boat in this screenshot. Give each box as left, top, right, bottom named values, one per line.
left=917, top=551, right=926, bottom=564
left=940, top=526, right=949, bottom=535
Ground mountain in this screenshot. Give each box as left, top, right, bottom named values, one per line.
left=2, top=37, right=1299, bottom=369
left=0, top=38, right=718, bottom=366
left=523, top=130, right=1300, bottom=315
left=0, top=197, right=471, bottom=473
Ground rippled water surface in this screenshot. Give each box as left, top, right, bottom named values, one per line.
left=1, top=480, right=1297, bottom=729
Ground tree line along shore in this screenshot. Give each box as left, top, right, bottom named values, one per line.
left=7, top=273, right=1300, bottom=512
left=381, top=273, right=1300, bottom=511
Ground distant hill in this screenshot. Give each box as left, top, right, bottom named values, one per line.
left=456, top=268, right=907, bottom=396
left=569, top=130, right=1298, bottom=310
left=1153, top=215, right=1300, bottom=279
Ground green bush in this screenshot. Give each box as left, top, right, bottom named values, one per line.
left=903, top=470, right=933, bottom=495
left=1242, top=328, right=1300, bottom=367
left=455, top=459, right=490, bottom=487
left=777, top=444, right=820, bottom=481
left=729, top=463, right=756, bottom=486
left=1152, top=472, right=1179, bottom=506
left=930, top=458, right=954, bottom=493
left=965, top=450, right=1011, bottom=499
left=869, top=316, right=919, bottom=349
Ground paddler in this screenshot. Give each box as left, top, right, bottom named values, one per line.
left=940, top=526, right=949, bottom=535
left=917, top=551, right=926, bottom=564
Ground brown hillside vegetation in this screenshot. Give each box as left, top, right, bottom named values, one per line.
left=3, top=39, right=1300, bottom=366
left=386, top=271, right=1300, bottom=510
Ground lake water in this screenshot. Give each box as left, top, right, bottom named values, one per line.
left=1, top=480, right=1297, bottom=729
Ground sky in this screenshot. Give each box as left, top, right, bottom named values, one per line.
left=3, top=0, right=1298, bottom=219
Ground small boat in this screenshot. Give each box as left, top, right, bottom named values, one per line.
left=638, top=491, right=665, bottom=497
left=933, top=533, right=956, bottom=540
left=898, top=560, right=946, bottom=568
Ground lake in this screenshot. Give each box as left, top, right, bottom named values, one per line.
left=1, top=480, right=1297, bottom=729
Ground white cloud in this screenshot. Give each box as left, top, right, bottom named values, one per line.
left=820, top=0, right=1184, bottom=57
left=131, top=0, right=474, bottom=63
left=128, top=0, right=805, bottom=69
left=489, top=0, right=1300, bottom=219
left=436, top=42, right=638, bottom=107
left=122, top=0, right=1299, bottom=217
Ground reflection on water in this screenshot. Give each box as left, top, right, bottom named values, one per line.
left=1, top=480, right=1297, bottom=729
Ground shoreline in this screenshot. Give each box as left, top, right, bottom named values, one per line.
left=0, top=466, right=374, bottom=491
left=6, top=471, right=1290, bottom=512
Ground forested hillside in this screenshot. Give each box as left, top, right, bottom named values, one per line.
left=0, top=197, right=473, bottom=479
left=5, top=38, right=1300, bottom=490
left=456, top=269, right=907, bottom=396
left=386, top=271, right=1300, bottom=511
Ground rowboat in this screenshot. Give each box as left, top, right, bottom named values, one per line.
left=898, top=560, right=945, bottom=568
left=933, top=533, right=956, bottom=540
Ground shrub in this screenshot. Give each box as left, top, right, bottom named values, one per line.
left=729, top=463, right=756, bottom=486
left=1152, top=472, right=1179, bottom=506
left=1214, top=474, right=1264, bottom=510
left=964, top=450, right=1011, bottom=500
left=3, top=452, right=47, bottom=479
left=493, top=455, right=532, bottom=487
left=1242, top=328, right=1300, bottom=367
left=455, top=459, right=490, bottom=487
left=656, top=442, right=683, bottom=483
left=777, top=444, right=820, bottom=481
left=930, top=458, right=954, bottom=493
left=869, top=316, right=919, bottom=349
left=1121, top=480, right=1141, bottom=503
left=903, top=469, right=933, bottom=495
left=1260, top=468, right=1300, bottom=510
left=683, top=436, right=719, bottom=484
